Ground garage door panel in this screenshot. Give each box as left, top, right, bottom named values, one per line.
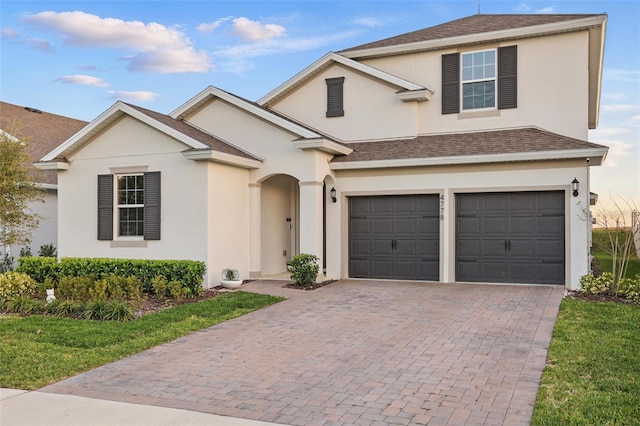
left=349, top=195, right=439, bottom=281
left=458, top=217, right=481, bottom=235
left=350, top=218, right=371, bottom=235
left=456, top=191, right=564, bottom=285
left=396, top=218, right=417, bottom=234
left=484, top=217, right=508, bottom=234
left=373, top=239, right=393, bottom=256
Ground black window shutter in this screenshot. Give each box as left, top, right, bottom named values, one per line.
left=442, top=53, right=460, bottom=114
left=326, top=77, right=345, bottom=117
left=97, top=174, right=113, bottom=241
left=498, top=45, right=517, bottom=109
left=144, top=171, right=161, bottom=240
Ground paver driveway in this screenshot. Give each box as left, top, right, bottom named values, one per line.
left=41, top=280, right=564, bottom=425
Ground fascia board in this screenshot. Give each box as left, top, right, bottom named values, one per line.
left=182, top=149, right=263, bottom=169
left=172, top=86, right=321, bottom=139
left=258, top=52, right=424, bottom=106
left=41, top=102, right=209, bottom=161
left=293, top=138, right=354, bottom=155
left=396, top=89, right=433, bottom=102
left=34, top=161, right=69, bottom=170
left=342, top=15, right=607, bottom=59
left=330, top=147, right=609, bottom=170
left=588, top=16, right=606, bottom=129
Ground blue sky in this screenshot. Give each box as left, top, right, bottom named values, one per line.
left=1, top=0, right=638, bottom=205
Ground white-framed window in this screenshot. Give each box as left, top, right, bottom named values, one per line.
left=461, top=49, right=496, bottom=110
left=116, top=174, right=144, bottom=237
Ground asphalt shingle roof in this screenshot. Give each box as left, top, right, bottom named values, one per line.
left=330, top=127, right=606, bottom=164
left=0, top=101, right=88, bottom=185
left=340, top=14, right=602, bottom=53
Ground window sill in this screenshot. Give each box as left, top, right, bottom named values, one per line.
left=457, top=109, right=501, bottom=119
left=110, top=240, right=148, bottom=248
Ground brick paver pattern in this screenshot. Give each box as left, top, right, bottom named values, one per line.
left=41, top=280, right=564, bottom=425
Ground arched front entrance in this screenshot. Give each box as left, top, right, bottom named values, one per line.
left=260, top=174, right=299, bottom=276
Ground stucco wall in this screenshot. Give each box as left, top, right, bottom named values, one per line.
left=268, top=31, right=590, bottom=142
left=330, top=160, right=590, bottom=290
left=58, top=116, right=210, bottom=280
left=266, top=64, right=418, bottom=141
left=362, top=31, right=590, bottom=140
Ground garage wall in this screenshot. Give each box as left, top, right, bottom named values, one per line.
left=331, top=160, right=590, bottom=290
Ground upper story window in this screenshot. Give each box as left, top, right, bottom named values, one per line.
left=326, top=77, right=345, bottom=117
left=442, top=45, right=517, bottom=115
left=461, top=50, right=496, bottom=110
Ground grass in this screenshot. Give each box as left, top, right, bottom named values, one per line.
left=532, top=298, right=640, bottom=425
left=0, top=291, right=283, bottom=390
left=592, top=228, right=640, bottom=278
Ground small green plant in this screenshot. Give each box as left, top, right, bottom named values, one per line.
left=222, top=268, right=239, bottom=281
left=288, top=253, right=320, bottom=287
left=19, top=245, right=32, bottom=258
left=8, top=296, right=44, bottom=315
left=152, top=275, right=169, bottom=296
left=0, top=251, right=14, bottom=273
left=620, top=273, right=640, bottom=302
left=168, top=280, right=185, bottom=300
left=38, top=243, right=57, bottom=258
left=0, top=271, right=37, bottom=302
left=579, top=272, right=613, bottom=295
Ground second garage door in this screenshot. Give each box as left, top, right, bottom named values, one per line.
left=349, top=195, right=440, bottom=280
left=456, top=191, right=565, bottom=285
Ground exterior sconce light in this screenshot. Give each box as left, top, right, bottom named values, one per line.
left=330, top=187, right=337, bottom=203
left=571, top=178, right=579, bottom=197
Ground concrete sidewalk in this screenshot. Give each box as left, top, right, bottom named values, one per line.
left=0, top=388, right=282, bottom=426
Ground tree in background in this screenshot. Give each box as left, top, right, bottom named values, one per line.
left=0, top=122, right=43, bottom=271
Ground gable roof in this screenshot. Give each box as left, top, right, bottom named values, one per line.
left=330, top=127, right=608, bottom=170
left=0, top=101, right=88, bottom=185
left=340, top=14, right=606, bottom=57
left=258, top=52, right=429, bottom=106
left=39, top=101, right=262, bottom=169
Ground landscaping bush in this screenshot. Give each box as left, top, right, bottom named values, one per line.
left=579, top=271, right=640, bottom=302
left=288, top=253, right=320, bottom=287
left=0, top=272, right=37, bottom=302
left=579, top=272, right=613, bottom=295
left=620, top=274, right=640, bottom=302
left=16, top=257, right=59, bottom=284
left=38, top=243, right=57, bottom=258
left=17, top=257, right=206, bottom=297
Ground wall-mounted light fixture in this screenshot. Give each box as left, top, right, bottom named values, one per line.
left=571, top=178, right=579, bottom=197
left=330, top=187, right=337, bottom=203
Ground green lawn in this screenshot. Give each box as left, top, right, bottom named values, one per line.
left=0, top=291, right=283, bottom=390
left=532, top=298, right=640, bottom=425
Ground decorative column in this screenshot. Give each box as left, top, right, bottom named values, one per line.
left=298, top=181, right=324, bottom=272
left=249, top=183, right=261, bottom=278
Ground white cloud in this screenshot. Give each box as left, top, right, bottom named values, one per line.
left=516, top=3, right=531, bottom=12
left=536, top=7, right=556, bottom=14
left=1, top=27, right=19, bottom=38
left=605, top=69, right=640, bottom=83
left=108, top=91, right=159, bottom=102
left=602, top=104, right=637, bottom=113
left=26, top=38, right=53, bottom=51
left=352, top=17, right=385, bottom=28
left=197, top=17, right=232, bottom=34
left=590, top=127, right=630, bottom=138
left=216, top=29, right=360, bottom=60
left=232, top=17, right=285, bottom=42
left=22, top=11, right=212, bottom=73
left=594, top=139, right=633, bottom=168
left=603, top=93, right=628, bottom=101
left=56, top=74, right=109, bottom=88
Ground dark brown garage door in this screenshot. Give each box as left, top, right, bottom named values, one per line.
left=456, top=191, right=565, bottom=284
left=349, top=195, right=439, bottom=280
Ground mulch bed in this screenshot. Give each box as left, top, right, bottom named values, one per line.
left=284, top=280, right=336, bottom=291
left=567, top=291, right=639, bottom=305
left=136, top=288, right=222, bottom=315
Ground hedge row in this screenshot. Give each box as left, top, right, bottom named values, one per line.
left=17, top=257, right=206, bottom=297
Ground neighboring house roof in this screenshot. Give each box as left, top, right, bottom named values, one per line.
left=330, top=127, right=608, bottom=170
left=258, top=52, right=431, bottom=106
left=0, top=101, right=88, bottom=186
left=38, top=101, right=262, bottom=170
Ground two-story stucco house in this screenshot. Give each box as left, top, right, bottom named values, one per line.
left=37, top=14, right=608, bottom=290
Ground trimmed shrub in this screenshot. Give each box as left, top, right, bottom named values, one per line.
left=620, top=274, right=640, bottom=302
left=0, top=272, right=37, bottom=302
left=579, top=272, right=613, bottom=295
left=288, top=253, right=320, bottom=287
left=16, top=257, right=59, bottom=284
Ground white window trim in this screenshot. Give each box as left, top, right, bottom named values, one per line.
left=114, top=173, right=145, bottom=240
left=461, top=48, right=497, bottom=112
